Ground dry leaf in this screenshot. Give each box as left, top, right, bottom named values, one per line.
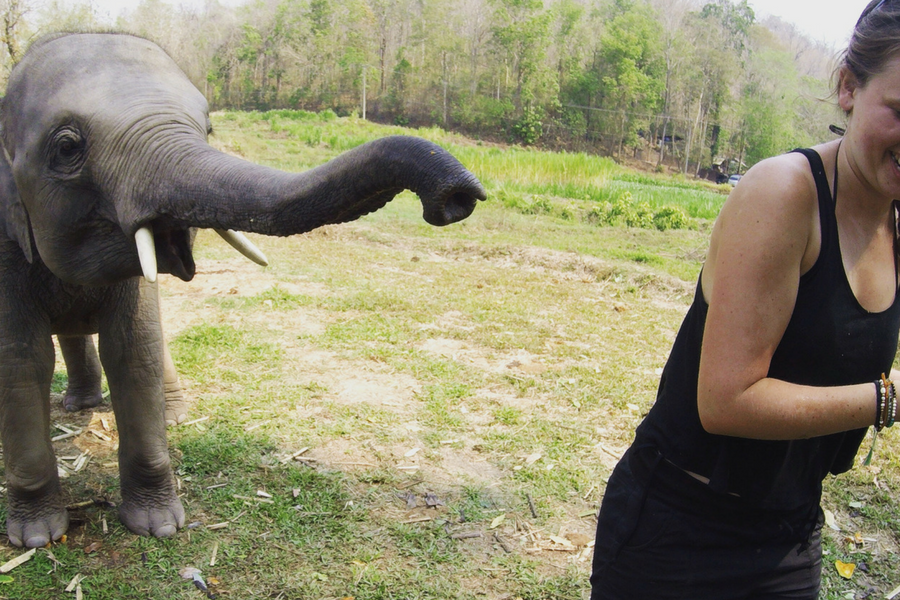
left=83, top=542, right=102, bottom=554
left=824, top=509, right=840, bottom=531
left=835, top=560, right=855, bottom=579
left=565, top=532, right=593, bottom=547
left=525, top=452, right=541, bottom=466
left=424, top=492, right=444, bottom=508
left=490, top=514, right=506, bottom=529
left=180, top=566, right=202, bottom=580
left=549, top=536, right=574, bottom=547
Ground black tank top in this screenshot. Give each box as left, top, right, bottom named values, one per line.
left=633, top=148, right=900, bottom=510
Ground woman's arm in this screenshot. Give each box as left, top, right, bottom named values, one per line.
left=697, top=149, right=880, bottom=440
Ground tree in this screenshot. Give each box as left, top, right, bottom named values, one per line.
left=0, top=0, right=29, bottom=72
left=490, top=0, right=554, bottom=143
left=593, top=0, right=665, bottom=156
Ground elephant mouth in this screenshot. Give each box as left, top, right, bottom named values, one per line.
left=133, top=221, right=266, bottom=284
left=148, top=225, right=196, bottom=282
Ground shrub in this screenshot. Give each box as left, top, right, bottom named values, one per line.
left=652, top=206, right=690, bottom=231
left=586, top=191, right=692, bottom=231
left=510, top=106, right=544, bottom=146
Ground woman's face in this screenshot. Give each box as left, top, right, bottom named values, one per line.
left=840, top=54, right=900, bottom=199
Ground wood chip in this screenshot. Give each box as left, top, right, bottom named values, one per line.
left=0, top=548, right=35, bottom=573
left=256, top=490, right=273, bottom=499
left=100, top=418, right=110, bottom=431
left=65, top=573, right=83, bottom=592
left=182, top=416, right=210, bottom=427
left=887, top=584, right=900, bottom=600
left=209, top=542, right=219, bottom=567
left=76, top=583, right=83, bottom=600
left=90, top=430, right=112, bottom=442
left=206, top=522, right=229, bottom=530
left=72, top=452, right=91, bottom=472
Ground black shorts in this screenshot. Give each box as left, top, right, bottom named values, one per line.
left=590, top=447, right=823, bottom=600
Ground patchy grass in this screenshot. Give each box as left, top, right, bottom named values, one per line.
left=0, top=113, right=895, bottom=599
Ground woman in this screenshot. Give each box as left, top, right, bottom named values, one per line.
left=591, top=2, right=900, bottom=598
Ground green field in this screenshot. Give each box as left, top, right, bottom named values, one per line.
left=0, top=113, right=895, bottom=600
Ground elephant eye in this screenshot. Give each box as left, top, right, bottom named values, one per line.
left=48, top=126, right=86, bottom=174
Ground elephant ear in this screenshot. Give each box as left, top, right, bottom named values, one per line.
left=0, top=143, right=33, bottom=263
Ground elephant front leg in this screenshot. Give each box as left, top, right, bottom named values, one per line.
left=0, top=332, right=69, bottom=547
left=99, top=281, right=184, bottom=538
left=59, top=335, right=104, bottom=412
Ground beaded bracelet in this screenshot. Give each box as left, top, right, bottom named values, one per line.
left=875, top=377, right=887, bottom=432
left=880, top=373, right=897, bottom=430
left=865, top=374, right=895, bottom=466
left=889, top=380, right=897, bottom=429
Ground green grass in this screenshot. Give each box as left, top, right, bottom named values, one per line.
left=5, top=111, right=892, bottom=599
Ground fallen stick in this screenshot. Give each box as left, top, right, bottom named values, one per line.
left=0, top=548, right=35, bottom=573
left=51, top=429, right=83, bottom=442
left=450, top=532, right=482, bottom=540
left=493, top=533, right=514, bottom=554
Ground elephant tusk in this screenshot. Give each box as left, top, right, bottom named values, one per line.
left=214, top=229, right=269, bottom=267
left=134, top=227, right=158, bottom=283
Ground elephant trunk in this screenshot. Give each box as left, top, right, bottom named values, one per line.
left=126, top=135, right=485, bottom=240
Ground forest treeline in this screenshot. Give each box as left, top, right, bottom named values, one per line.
left=2, top=0, right=845, bottom=176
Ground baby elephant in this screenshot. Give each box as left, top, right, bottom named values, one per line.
left=0, top=32, right=484, bottom=547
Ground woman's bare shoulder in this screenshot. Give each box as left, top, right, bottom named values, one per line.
left=731, top=152, right=819, bottom=212
left=704, top=150, right=824, bottom=298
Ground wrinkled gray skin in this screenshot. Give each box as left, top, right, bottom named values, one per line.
left=59, top=334, right=188, bottom=426
left=0, top=32, right=484, bottom=547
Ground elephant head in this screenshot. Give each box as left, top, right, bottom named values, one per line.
left=0, top=32, right=485, bottom=286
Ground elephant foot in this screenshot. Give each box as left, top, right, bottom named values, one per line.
left=164, top=382, right=188, bottom=427
left=6, top=489, right=69, bottom=547
left=119, top=486, right=185, bottom=538
left=62, top=390, right=104, bottom=413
